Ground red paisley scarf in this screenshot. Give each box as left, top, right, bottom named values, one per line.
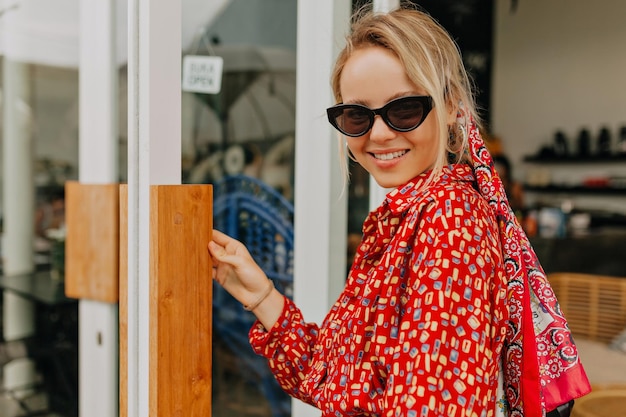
left=467, top=118, right=592, bottom=416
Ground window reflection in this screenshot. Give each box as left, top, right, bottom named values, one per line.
left=182, top=2, right=297, bottom=416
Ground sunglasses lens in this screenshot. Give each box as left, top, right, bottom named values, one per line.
left=386, top=98, right=426, bottom=131
left=334, top=106, right=372, bottom=136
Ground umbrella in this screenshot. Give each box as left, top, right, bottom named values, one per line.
left=183, top=44, right=296, bottom=187
left=188, top=44, right=296, bottom=146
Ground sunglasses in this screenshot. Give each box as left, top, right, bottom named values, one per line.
left=326, top=95, right=434, bottom=137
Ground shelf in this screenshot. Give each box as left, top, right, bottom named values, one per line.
left=523, top=154, right=626, bottom=163
left=524, top=184, right=626, bottom=195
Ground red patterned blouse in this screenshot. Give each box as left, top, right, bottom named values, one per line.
left=250, top=164, right=509, bottom=417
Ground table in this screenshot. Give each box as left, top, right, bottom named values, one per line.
left=0, top=271, right=78, bottom=417
left=572, top=388, right=626, bottom=417
left=0, top=271, right=75, bottom=306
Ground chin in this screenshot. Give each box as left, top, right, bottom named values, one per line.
left=372, top=176, right=404, bottom=190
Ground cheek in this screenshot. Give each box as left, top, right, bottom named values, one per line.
left=421, top=121, right=441, bottom=154
left=346, top=140, right=370, bottom=166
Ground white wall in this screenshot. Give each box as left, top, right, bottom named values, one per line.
left=492, top=0, right=626, bottom=214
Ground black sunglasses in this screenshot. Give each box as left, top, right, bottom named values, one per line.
left=326, top=95, right=434, bottom=137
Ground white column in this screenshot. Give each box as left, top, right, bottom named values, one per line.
left=2, top=57, right=37, bottom=392
left=293, top=1, right=350, bottom=416
left=77, top=1, right=119, bottom=416
left=126, top=0, right=181, bottom=416
left=368, top=0, right=400, bottom=209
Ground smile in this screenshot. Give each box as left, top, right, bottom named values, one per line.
left=372, top=150, right=408, bottom=161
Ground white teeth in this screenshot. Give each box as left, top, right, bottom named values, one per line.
left=373, top=150, right=407, bottom=160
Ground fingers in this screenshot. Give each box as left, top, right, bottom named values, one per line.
left=211, top=229, right=233, bottom=246
left=207, top=240, right=225, bottom=258
left=208, top=229, right=241, bottom=267
left=208, top=230, right=231, bottom=260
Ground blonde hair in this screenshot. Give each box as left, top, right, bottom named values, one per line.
left=331, top=5, right=480, bottom=186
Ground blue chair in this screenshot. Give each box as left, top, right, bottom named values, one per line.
left=213, top=175, right=293, bottom=417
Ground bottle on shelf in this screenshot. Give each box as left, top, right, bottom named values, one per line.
left=619, top=126, right=626, bottom=155
left=553, top=130, right=569, bottom=157
left=576, top=128, right=591, bottom=157
left=596, top=126, right=612, bottom=157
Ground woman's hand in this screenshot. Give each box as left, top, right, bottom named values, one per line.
left=208, top=229, right=268, bottom=303
left=208, top=229, right=284, bottom=328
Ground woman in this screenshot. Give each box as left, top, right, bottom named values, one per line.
left=209, top=6, right=590, bottom=417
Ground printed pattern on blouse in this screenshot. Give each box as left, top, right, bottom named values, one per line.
left=250, top=165, right=508, bottom=417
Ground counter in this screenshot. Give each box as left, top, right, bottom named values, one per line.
left=530, top=230, right=626, bottom=277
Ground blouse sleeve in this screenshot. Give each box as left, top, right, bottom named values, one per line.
left=382, top=192, right=507, bottom=416
left=249, top=296, right=321, bottom=404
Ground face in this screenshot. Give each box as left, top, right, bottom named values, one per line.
left=339, top=46, right=439, bottom=189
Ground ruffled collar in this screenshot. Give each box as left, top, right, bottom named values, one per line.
left=380, top=164, right=475, bottom=215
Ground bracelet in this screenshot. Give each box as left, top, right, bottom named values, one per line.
left=243, top=280, right=275, bottom=311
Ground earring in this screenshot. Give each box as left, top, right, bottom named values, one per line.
left=458, top=123, right=468, bottom=144
left=447, top=129, right=460, bottom=163
left=448, top=128, right=457, bottom=149
left=455, top=106, right=469, bottom=146
left=447, top=122, right=467, bottom=152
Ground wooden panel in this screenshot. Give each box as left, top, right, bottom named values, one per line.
left=119, top=184, right=213, bottom=416
left=65, top=181, right=120, bottom=302
left=119, top=185, right=128, bottom=417
left=149, top=185, right=213, bottom=416
left=548, top=273, right=626, bottom=343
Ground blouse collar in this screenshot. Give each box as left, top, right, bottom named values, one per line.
left=381, top=164, right=475, bottom=215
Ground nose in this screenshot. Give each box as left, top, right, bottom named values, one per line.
left=368, top=115, right=395, bottom=143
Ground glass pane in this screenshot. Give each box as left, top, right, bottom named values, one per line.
left=1, top=58, right=79, bottom=416
left=181, top=2, right=297, bottom=416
